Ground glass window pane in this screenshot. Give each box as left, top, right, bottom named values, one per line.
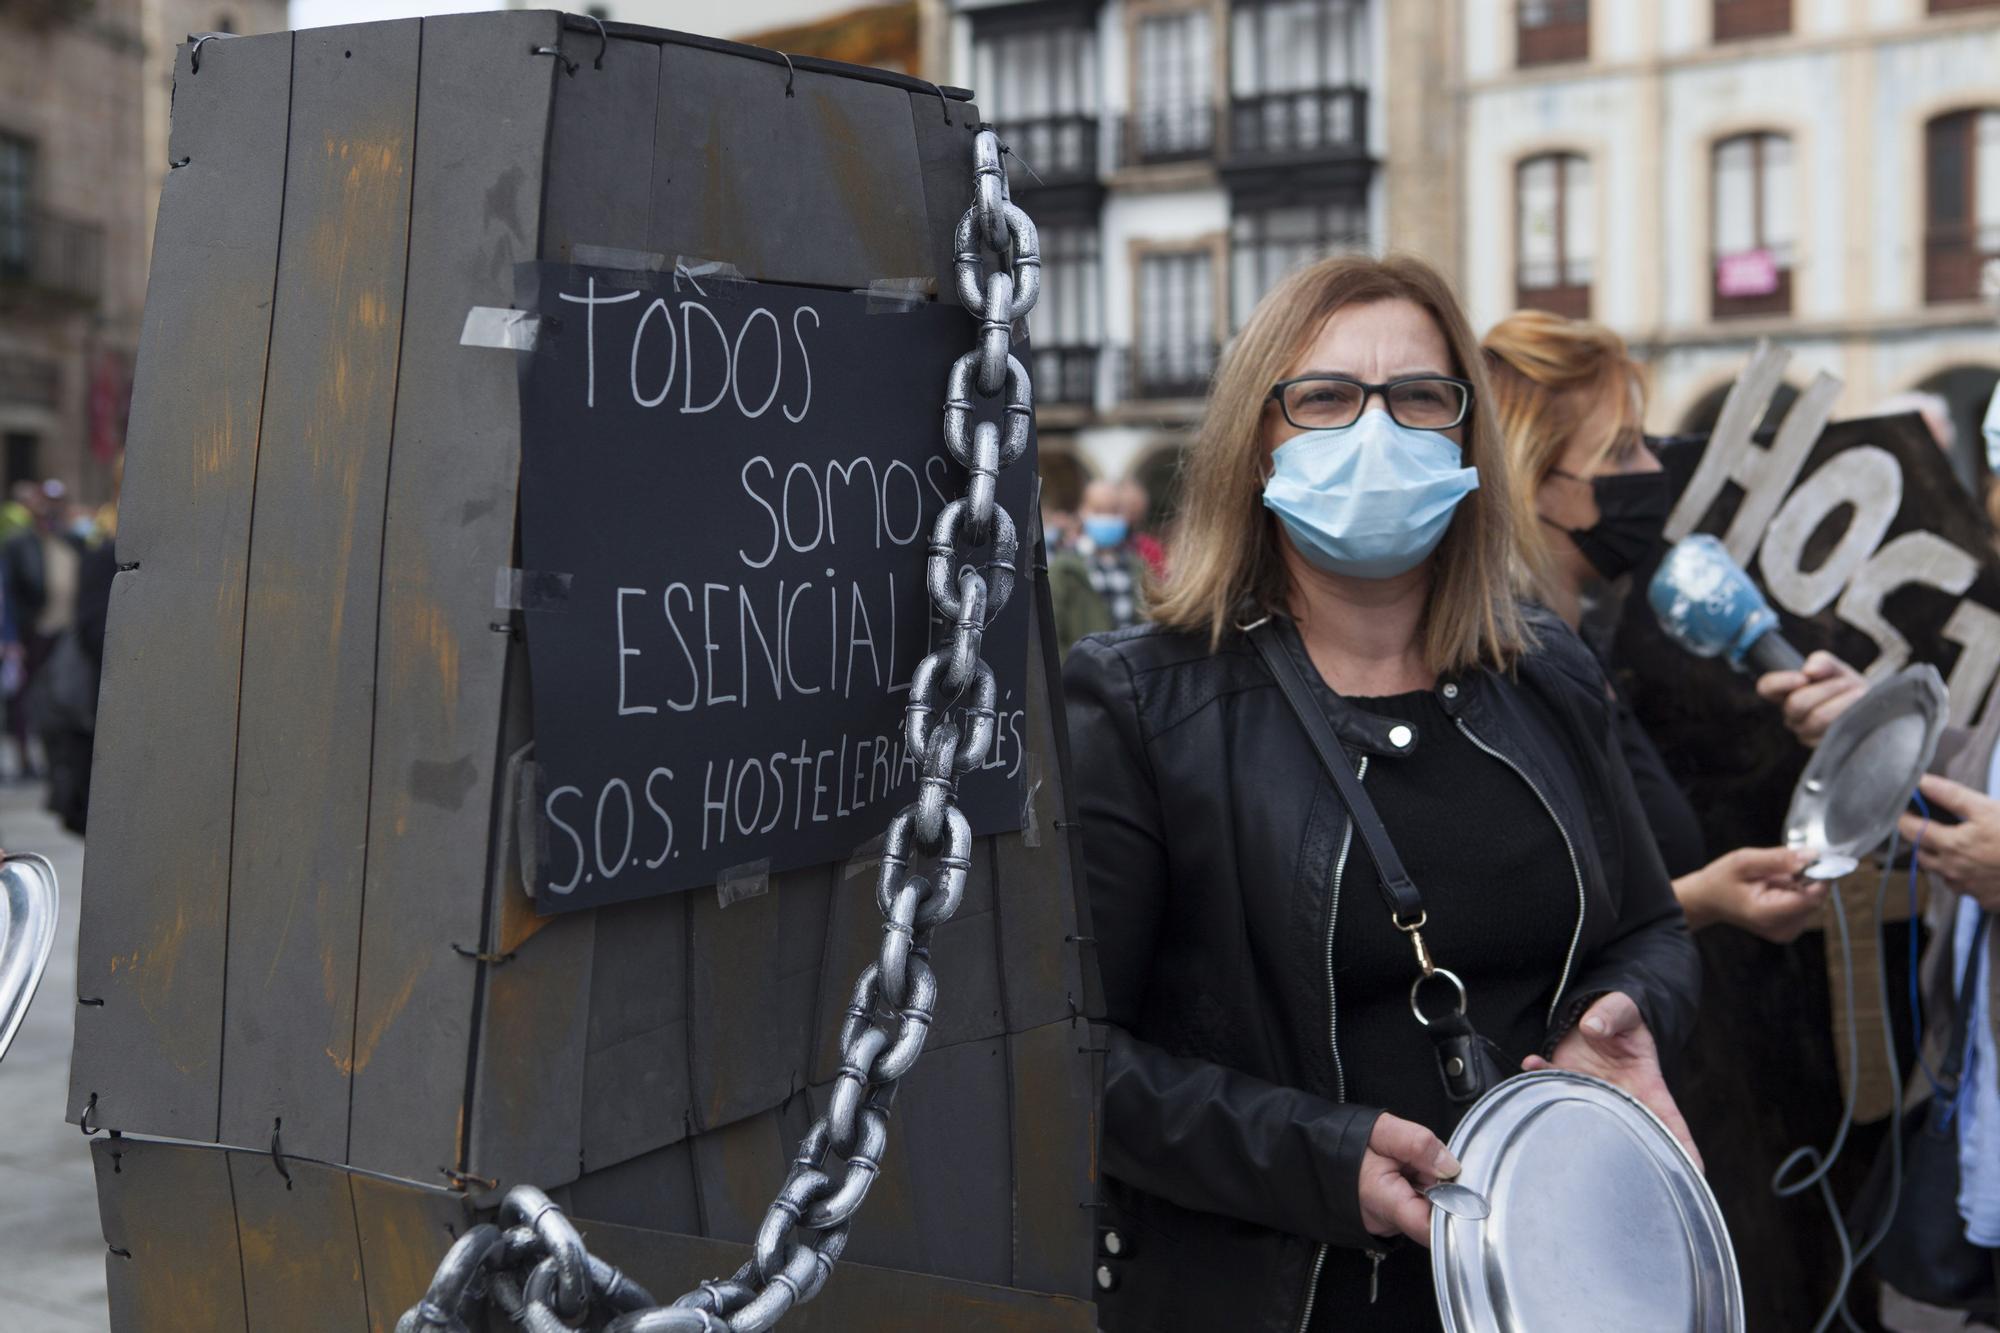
left=1977, top=110, right=2000, bottom=231
left=1761, top=134, right=1794, bottom=254
left=1324, top=0, right=1350, bottom=85
left=974, top=40, right=998, bottom=118
left=1929, top=113, right=1970, bottom=231
left=1714, top=137, right=1755, bottom=255
left=1518, top=156, right=1559, bottom=284
left=1187, top=11, right=1212, bottom=104
left=1563, top=155, right=1594, bottom=284
left=1232, top=241, right=1258, bottom=330
left=1231, top=7, right=1257, bottom=95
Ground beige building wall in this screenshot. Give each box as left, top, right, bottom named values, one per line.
left=0, top=3, right=149, bottom=502
left=1457, top=1, right=2000, bottom=440
left=1381, top=0, right=1460, bottom=283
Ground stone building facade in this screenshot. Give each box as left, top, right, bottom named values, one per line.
left=0, top=1, right=148, bottom=503
left=1459, top=0, right=2000, bottom=458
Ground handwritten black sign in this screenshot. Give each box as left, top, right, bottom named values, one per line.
left=515, top=263, right=1034, bottom=912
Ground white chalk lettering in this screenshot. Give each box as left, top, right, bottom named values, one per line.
left=557, top=277, right=640, bottom=409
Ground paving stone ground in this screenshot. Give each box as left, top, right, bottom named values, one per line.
left=0, top=782, right=106, bottom=1331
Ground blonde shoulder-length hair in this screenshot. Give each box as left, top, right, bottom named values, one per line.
left=1481, top=309, right=1649, bottom=601
left=1150, top=254, right=1534, bottom=675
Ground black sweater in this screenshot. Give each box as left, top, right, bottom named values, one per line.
left=1313, top=688, right=1579, bottom=1327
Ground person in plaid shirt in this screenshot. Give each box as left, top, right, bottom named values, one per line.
left=1050, top=478, right=1150, bottom=658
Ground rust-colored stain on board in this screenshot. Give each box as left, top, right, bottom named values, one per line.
left=806, top=89, right=918, bottom=280
left=352, top=1175, right=462, bottom=1333
left=335, top=953, right=427, bottom=1076
left=496, top=866, right=554, bottom=954
left=109, top=878, right=222, bottom=1076
left=302, top=130, right=408, bottom=644
left=388, top=585, right=462, bottom=722
left=236, top=1177, right=365, bottom=1303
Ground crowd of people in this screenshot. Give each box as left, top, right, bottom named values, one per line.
left=1057, top=252, right=1996, bottom=1330
left=0, top=474, right=117, bottom=836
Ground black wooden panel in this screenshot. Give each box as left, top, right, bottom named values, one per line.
left=1008, top=1019, right=1097, bottom=1298
left=348, top=8, right=561, bottom=1183
left=576, top=897, right=693, bottom=1171
left=466, top=803, right=596, bottom=1194
left=230, top=1151, right=370, bottom=1330
left=68, top=30, right=292, bottom=1141
left=907, top=93, right=978, bottom=301
left=564, top=1137, right=703, bottom=1235
left=349, top=1172, right=471, bottom=1331
left=94, top=1137, right=248, bottom=1333
left=650, top=46, right=933, bottom=290
left=568, top=1217, right=1096, bottom=1332
left=687, top=1105, right=793, bottom=1239
left=995, top=572, right=1089, bottom=1032
left=687, top=864, right=831, bottom=1134
left=581, top=1015, right=693, bottom=1170
left=880, top=1035, right=1013, bottom=1286
left=925, top=841, right=1005, bottom=1052
left=541, top=36, right=662, bottom=262
left=586, top=896, right=689, bottom=1052
left=460, top=16, right=669, bottom=1200
left=219, top=19, right=420, bottom=1164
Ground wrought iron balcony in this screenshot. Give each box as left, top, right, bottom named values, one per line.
left=1034, top=345, right=1101, bottom=406
left=1121, top=343, right=1218, bottom=401
left=995, top=115, right=1100, bottom=189
left=0, top=210, right=104, bottom=307
left=1118, top=104, right=1217, bottom=167
left=1225, top=88, right=1367, bottom=164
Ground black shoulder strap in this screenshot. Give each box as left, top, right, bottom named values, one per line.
left=1249, top=621, right=1426, bottom=925
left=1939, top=912, right=1993, bottom=1094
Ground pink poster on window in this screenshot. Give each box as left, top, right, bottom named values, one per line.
left=1717, top=249, right=1779, bottom=298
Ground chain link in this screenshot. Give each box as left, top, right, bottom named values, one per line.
left=397, top=124, right=1039, bottom=1333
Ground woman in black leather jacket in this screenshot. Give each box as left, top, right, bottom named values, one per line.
left=1064, top=255, right=1701, bottom=1331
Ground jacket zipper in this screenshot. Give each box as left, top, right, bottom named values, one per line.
left=1296, top=756, right=1366, bottom=1333
left=1453, top=717, right=1586, bottom=1025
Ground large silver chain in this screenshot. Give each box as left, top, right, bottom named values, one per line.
left=398, top=125, right=1039, bottom=1333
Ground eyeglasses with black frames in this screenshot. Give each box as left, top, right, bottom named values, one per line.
left=1267, top=375, right=1475, bottom=433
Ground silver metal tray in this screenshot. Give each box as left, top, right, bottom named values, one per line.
left=0, top=852, right=58, bottom=1063
left=1432, top=1070, right=1743, bottom=1333
left=1784, top=664, right=1947, bottom=875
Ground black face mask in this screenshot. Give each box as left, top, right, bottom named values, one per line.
left=1542, top=468, right=1673, bottom=581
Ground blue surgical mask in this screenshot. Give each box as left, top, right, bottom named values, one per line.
left=1983, top=383, right=2000, bottom=477
left=1262, top=410, right=1479, bottom=579
left=1082, top=514, right=1129, bottom=548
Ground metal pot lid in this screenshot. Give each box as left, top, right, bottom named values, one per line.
left=1784, top=664, right=1947, bottom=869
left=1432, top=1070, right=1743, bottom=1333
left=0, top=852, right=58, bottom=1064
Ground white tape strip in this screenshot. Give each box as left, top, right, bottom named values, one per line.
left=718, top=858, right=772, bottom=909
left=460, top=306, right=541, bottom=351
left=863, top=276, right=933, bottom=314
left=571, top=242, right=669, bottom=274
